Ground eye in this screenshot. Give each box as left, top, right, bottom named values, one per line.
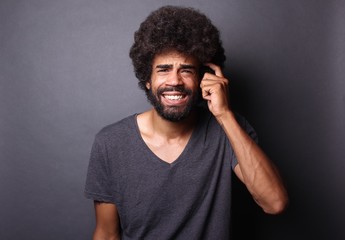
left=180, top=69, right=196, bottom=76
left=157, top=69, right=168, bottom=72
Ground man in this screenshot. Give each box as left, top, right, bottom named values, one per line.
left=85, top=5, right=288, bottom=240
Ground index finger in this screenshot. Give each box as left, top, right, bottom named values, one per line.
left=204, top=63, right=224, bottom=78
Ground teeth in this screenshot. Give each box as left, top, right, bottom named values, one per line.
left=164, top=95, right=183, bottom=100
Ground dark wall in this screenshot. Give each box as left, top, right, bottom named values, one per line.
left=1, top=1, right=344, bottom=239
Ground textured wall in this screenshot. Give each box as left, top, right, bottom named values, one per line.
left=1, top=0, right=344, bottom=239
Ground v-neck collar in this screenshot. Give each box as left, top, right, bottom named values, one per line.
left=133, top=111, right=205, bottom=167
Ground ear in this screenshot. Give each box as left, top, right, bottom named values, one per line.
left=146, top=81, right=151, bottom=89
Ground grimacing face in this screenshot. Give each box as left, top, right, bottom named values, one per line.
left=145, top=51, right=202, bottom=122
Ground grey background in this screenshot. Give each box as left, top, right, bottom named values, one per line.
left=0, top=0, right=344, bottom=239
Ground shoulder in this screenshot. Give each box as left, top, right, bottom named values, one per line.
left=95, top=114, right=138, bottom=143
left=233, top=112, right=259, bottom=143
left=197, top=107, right=258, bottom=143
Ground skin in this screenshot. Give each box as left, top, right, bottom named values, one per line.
left=92, top=50, right=289, bottom=239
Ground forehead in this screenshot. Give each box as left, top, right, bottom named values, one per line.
left=152, top=50, right=199, bottom=66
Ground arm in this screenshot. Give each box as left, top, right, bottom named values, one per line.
left=219, top=111, right=288, bottom=214
left=200, top=63, right=288, bottom=214
left=93, top=201, right=121, bottom=240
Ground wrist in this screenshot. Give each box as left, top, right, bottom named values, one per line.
left=215, top=109, right=235, bottom=127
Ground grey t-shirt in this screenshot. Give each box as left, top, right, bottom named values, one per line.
left=85, top=108, right=257, bottom=240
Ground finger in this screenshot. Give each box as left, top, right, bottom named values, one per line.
left=201, top=79, right=229, bottom=93
left=202, top=88, right=212, bottom=98
left=204, top=63, right=224, bottom=77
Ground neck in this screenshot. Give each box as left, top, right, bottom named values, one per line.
left=149, top=108, right=197, bottom=139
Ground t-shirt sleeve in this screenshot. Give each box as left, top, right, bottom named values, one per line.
left=230, top=114, right=259, bottom=169
left=84, top=135, right=114, bottom=203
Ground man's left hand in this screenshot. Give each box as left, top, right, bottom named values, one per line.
left=200, top=63, right=231, bottom=118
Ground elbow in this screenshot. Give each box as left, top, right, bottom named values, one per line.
left=263, top=193, right=289, bottom=215
left=265, top=199, right=288, bottom=214
left=93, top=229, right=120, bottom=240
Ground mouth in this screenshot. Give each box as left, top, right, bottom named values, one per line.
left=160, top=91, right=189, bottom=106
left=162, top=93, right=186, bottom=101
left=156, top=86, right=192, bottom=106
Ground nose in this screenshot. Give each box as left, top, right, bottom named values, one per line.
left=166, top=72, right=183, bottom=86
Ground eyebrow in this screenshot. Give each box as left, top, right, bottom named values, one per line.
left=180, top=64, right=197, bottom=69
left=156, top=64, right=172, bottom=69
left=155, top=64, right=196, bottom=69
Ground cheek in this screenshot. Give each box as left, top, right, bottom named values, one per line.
left=188, top=79, right=200, bottom=91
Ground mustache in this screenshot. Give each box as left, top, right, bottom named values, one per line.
left=157, top=86, right=192, bottom=95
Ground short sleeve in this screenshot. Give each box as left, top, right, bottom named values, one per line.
left=84, top=136, right=114, bottom=203
left=230, top=114, right=259, bottom=169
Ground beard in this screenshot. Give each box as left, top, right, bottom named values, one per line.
left=146, top=86, right=201, bottom=122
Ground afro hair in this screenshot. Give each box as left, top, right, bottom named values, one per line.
left=129, top=5, right=226, bottom=91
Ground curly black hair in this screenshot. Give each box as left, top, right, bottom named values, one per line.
left=129, top=5, right=226, bottom=91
